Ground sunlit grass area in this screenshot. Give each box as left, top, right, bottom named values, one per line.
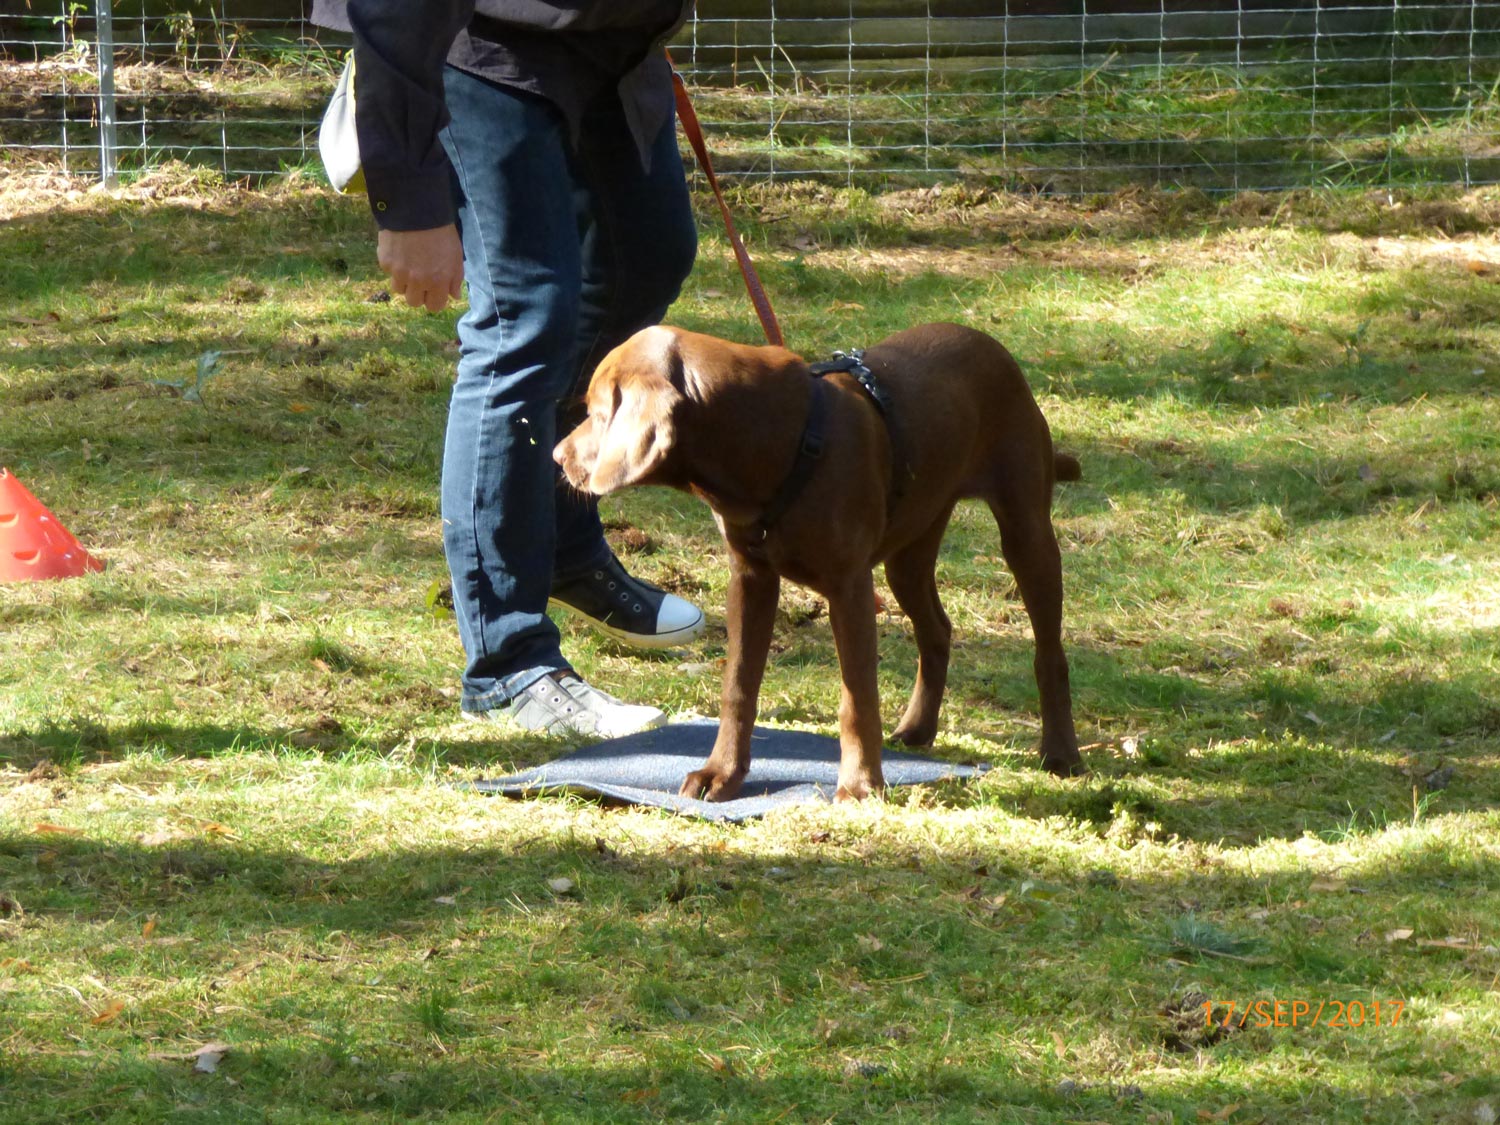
left=1, top=170, right=1498, bottom=1122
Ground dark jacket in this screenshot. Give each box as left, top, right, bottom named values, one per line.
left=311, top=1, right=693, bottom=230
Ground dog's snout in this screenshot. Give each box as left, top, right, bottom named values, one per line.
left=554, top=425, right=594, bottom=492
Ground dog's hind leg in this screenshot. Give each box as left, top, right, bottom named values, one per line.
left=886, top=506, right=956, bottom=747
left=986, top=496, right=1085, bottom=776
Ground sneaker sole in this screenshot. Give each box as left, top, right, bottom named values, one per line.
left=461, top=705, right=668, bottom=737
left=548, top=599, right=706, bottom=650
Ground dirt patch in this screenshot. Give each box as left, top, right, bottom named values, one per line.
left=1159, top=990, right=1237, bottom=1053
left=0, top=58, right=322, bottom=104
left=1364, top=232, right=1500, bottom=272
left=728, top=180, right=1500, bottom=278
left=799, top=241, right=1153, bottom=280
left=869, top=183, right=1500, bottom=241
left=5, top=167, right=1496, bottom=277
left=0, top=163, right=327, bottom=221
left=798, top=229, right=1500, bottom=282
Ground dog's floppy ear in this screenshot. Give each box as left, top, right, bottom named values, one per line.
left=586, top=335, right=685, bottom=494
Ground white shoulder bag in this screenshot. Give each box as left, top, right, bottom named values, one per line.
left=318, top=53, right=366, bottom=194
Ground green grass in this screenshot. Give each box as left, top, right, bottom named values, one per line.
left=692, top=51, right=1500, bottom=192
left=2, top=169, right=1499, bottom=1122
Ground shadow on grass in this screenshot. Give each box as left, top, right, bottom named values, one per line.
left=1054, top=438, right=1500, bottom=526
left=3, top=662, right=1498, bottom=849
left=4, top=188, right=1495, bottom=541
left=0, top=192, right=373, bottom=305
left=0, top=1045, right=1429, bottom=1123
left=3, top=803, right=1495, bottom=946
left=0, top=787, right=1493, bottom=1125
left=1, top=182, right=1485, bottom=284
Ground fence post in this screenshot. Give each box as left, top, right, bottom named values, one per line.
left=95, top=0, right=118, bottom=185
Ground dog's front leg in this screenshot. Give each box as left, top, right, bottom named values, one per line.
left=680, top=551, right=780, bottom=801
left=825, top=573, right=886, bottom=801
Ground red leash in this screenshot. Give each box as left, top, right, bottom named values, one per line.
left=670, top=61, right=785, bottom=349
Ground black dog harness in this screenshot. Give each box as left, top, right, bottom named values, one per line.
left=748, top=349, right=909, bottom=544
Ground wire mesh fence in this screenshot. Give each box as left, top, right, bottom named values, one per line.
left=2, top=2, right=1497, bottom=194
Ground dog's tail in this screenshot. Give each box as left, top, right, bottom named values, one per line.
left=1054, top=452, right=1082, bottom=482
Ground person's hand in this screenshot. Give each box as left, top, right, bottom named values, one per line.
left=377, top=225, right=465, bottom=312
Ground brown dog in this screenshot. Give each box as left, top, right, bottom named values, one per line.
left=555, top=322, right=1084, bottom=800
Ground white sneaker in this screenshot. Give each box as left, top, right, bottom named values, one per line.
left=466, top=671, right=667, bottom=738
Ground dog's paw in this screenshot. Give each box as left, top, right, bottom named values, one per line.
left=1041, top=752, right=1088, bottom=779
left=680, top=767, right=746, bottom=802
left=834, top=770, right=885, bottom=802
left=891, top=721, right=937, bottom=748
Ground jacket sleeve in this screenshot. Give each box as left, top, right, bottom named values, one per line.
left=346, top=0, right=474, bottom=231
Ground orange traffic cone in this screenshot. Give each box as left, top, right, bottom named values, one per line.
left=0, top=468, right=105, bottom=582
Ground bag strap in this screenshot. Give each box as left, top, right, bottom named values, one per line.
left=669, top=59, right=785, bottom=349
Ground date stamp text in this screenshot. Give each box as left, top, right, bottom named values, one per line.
left=1204, top=999, right=1404, bottom=1029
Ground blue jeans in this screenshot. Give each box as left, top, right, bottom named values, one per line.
left=438, top=65, right=697, bottom=714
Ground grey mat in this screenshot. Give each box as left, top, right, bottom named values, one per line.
left=468, top=718, right=985, bottom=822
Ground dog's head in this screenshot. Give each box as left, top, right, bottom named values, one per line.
left=555, top=325, right=688, bottom=496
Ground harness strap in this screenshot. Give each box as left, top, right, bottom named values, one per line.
left=807, top=350, right=911, bottom=506
left=746, top=349, right=917, bottom=549
left=750, top=377, right=829, bottom=543
left=809, top=350, right=877, bottom=405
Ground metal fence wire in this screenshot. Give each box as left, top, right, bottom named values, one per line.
left=2, top=2, right=1497, bottom=194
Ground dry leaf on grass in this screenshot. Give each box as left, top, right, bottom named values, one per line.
left=149, top=1042, right=232, bottom=1072
left=91, top=999, right=126, bottom=1025
left=697, top=1050, right=733, bottom=1075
